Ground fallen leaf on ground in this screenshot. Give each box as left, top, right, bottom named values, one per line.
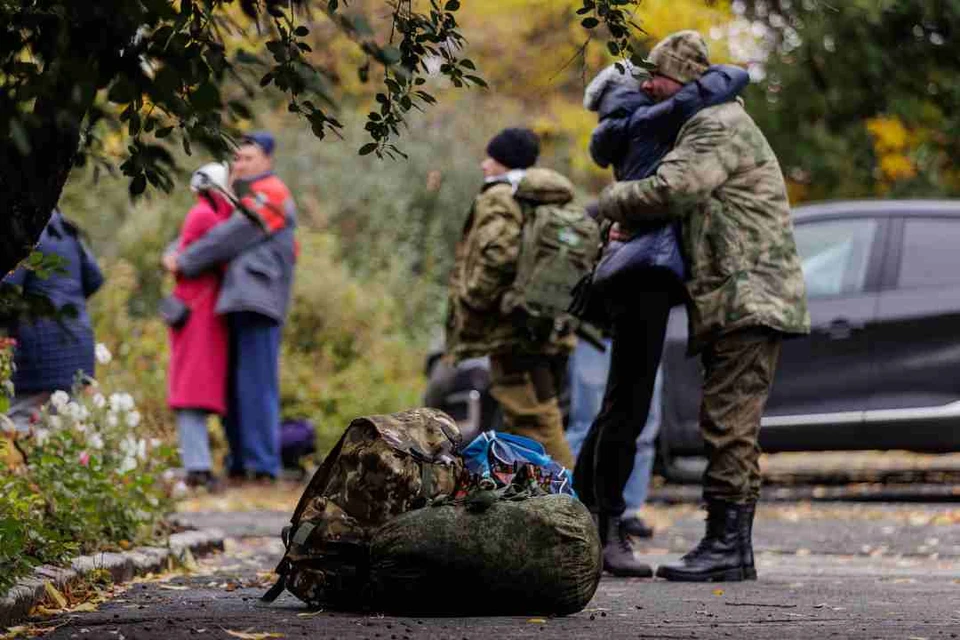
left=527, top=618, right=547, bottom=623
left=223, top=630, right=284, bottom=639
left=159, top=584, right=189, bottom=591
left=296, top=611, right=324, bottom=619
left=43, top=582, right=68, bottom=609
left=70, top=602, right=99, bottom=613
left=712, top=589, right=724, bottom=596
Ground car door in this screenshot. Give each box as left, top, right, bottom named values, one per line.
left=659, top=214, right=887, bottom=457
left=866, top=215, right=960, bottom=451
left=760, top=215, right=887, bottom=450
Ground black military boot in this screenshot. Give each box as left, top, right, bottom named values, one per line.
left=620, top=514, right=654, bottom=538
left=602, top=515, right=654, bottom=578
left=655, top=500, right=755, bottom=582
left=738, top=502, right=757, bottom=580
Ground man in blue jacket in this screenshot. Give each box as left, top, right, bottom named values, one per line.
left=164, top=131, right=297, bottom=482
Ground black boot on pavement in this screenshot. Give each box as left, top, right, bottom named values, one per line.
left=620, top=514, right=654, bottom=538
left=655, top=500, right=757, bottom=582
left=602, top=515, right=654, bottom=578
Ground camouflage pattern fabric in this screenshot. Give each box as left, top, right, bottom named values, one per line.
left=700, top=328, right=782, bottom=504
left=264, top=408, right=464, bottom=609
left=488, top=352, right=575, bottom=469
left=599, top=100, right=810, bottom=353
left=368, top=493, right=602, bottom=616
left=445, top=168, right=580, bottom=361
left=647, top=30, right=710, bottom=85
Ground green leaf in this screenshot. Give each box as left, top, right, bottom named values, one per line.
left=445, top=0, right=460, bottom=10
left=294, top=26, right=309, bottom=37
left=190, top=81, right=220, bottom=110
left=108, top=78, right=137, bottom=104
left=155, top=126, right=174, bottom=139
left=359, top=142, right=378, bottom=156
left=464, top=75, right=488, bottom=88
left=328, top=0, right=338, bottom=11
left=581, top=17, right=599, bottom=28
left=129, top=175, right=147, bottom=196
left=607, top=41, right=620, bottom=56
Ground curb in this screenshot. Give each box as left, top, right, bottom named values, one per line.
left=0, top=528, right=225, bottom=630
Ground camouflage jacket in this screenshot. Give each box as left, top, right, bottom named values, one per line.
left=445, top=169, right=577, bottom=361
left=599, top=100, right=810, bottom=353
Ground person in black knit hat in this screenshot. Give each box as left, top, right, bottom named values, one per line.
left=484, top=127, right=540, bottom=171
left=444, top=126, right=580, bottom=469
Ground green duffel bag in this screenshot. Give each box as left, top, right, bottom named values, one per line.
left=368, top=491, right=602, bottom=616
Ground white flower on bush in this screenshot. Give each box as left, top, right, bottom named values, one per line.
left=0, top=415, right=15, bottom=434
left=77, top=405, right=90, bottom=421
left=162, top=469, right=175, bottom=483
left=63, top=402, right=84, bottom=420
left=75, top=422, right=88, bottom=433
left=106, top=412, right=119, bottom=428
left=34, top=428, right=50, bottom=446
left=149, top=438, right=162, bottom=449
left=50, top=390, right=69, bottom=410
left=172, top=481, right=189, bottom=498
left=119, top=456, right=138, bottom=474
left=109, top=393, right=136, bottom=413
left=126, top=411, right=141, bottom=429
left=92, top=393, right=106, bottom=409
left=95, top=343, right=112, bottom=365
left=136, top=438, right=147, bottom=461
left=88, top=433, right=104, bottom=450
left=48, top=415, right=62, bottom=429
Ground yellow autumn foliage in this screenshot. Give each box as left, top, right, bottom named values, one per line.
left=866, top=116, right=918, bottom=184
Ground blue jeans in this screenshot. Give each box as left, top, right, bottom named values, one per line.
left=567, top=338, right=663, bottom=513
left=176, top=409, right=213, bottom=472
left=225, top=312, right=282, bottom=477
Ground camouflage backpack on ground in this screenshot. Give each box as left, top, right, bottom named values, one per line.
left=262, top=408, right=464, bottom=609
left=500, top=170, right=601, bottom=321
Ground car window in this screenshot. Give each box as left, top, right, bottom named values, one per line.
left=794, top=218, right=878, bottom=298
left=898, top=218, right=960, bottom=289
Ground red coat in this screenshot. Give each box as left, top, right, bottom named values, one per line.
left=167, top=194, right=233, bottom=413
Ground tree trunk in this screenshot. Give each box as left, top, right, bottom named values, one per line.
left=0, top=69, right=89, bottom=276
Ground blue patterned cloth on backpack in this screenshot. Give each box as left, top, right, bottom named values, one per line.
left=460, top=431, right=577, bottom=497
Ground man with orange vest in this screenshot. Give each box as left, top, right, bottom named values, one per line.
left=166, top=131, right=297, bottom=482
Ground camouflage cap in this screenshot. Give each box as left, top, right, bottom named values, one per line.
left=648, top=30, right=710, bottom=84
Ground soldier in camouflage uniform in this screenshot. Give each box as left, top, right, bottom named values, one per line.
left=445, top=128, right=576, bottom=469
left=598, top=31, right=810, bottom=582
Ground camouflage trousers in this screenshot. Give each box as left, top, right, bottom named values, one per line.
left=700, top=328, right=782, bottom=504
left=489, top=352, right=576, bottom=470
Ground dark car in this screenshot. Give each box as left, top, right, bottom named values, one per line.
left=658, top=199, right=960, bottom=480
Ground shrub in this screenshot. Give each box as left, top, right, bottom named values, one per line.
left=0, top=358, right=179, bottom=594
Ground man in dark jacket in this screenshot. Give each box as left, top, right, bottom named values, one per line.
left=3, top=210, right=104, bottom=429
left=599, top=31, right=809, bottom=582
left=575, top=59, right=750, bottom=578
left=164, top=131, right=297, bottom=481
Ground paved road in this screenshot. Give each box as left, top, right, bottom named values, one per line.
left=32, top=503, right=960, bottom=639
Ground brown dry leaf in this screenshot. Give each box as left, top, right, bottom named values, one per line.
left=527, top=618, right=547, bottom=623
left=223, top=630, right=284, bottom=639
left=117, top=540, right=132, bottom=550
left=296, top=611, right=325, bottom=619
left=712, top=589, right=724, bottom=596
left=42, top=582, right=68, bottom=610
left=70, top=602, right=99, bottom=613
left=224, top=582, right=240, bottom=592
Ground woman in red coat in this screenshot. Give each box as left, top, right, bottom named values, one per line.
left=167, top=162, right=234, bottom=489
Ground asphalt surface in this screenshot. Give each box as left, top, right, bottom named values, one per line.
left=28, top=502, right=960, bottom=640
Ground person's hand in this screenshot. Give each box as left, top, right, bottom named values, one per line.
left=162, top=252, right=180, bottom=274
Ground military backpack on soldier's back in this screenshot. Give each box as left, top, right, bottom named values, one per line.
left=499, top=168, right=601, bottom=322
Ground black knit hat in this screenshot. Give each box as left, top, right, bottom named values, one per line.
left=486, top=127, right=540, bottom=169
